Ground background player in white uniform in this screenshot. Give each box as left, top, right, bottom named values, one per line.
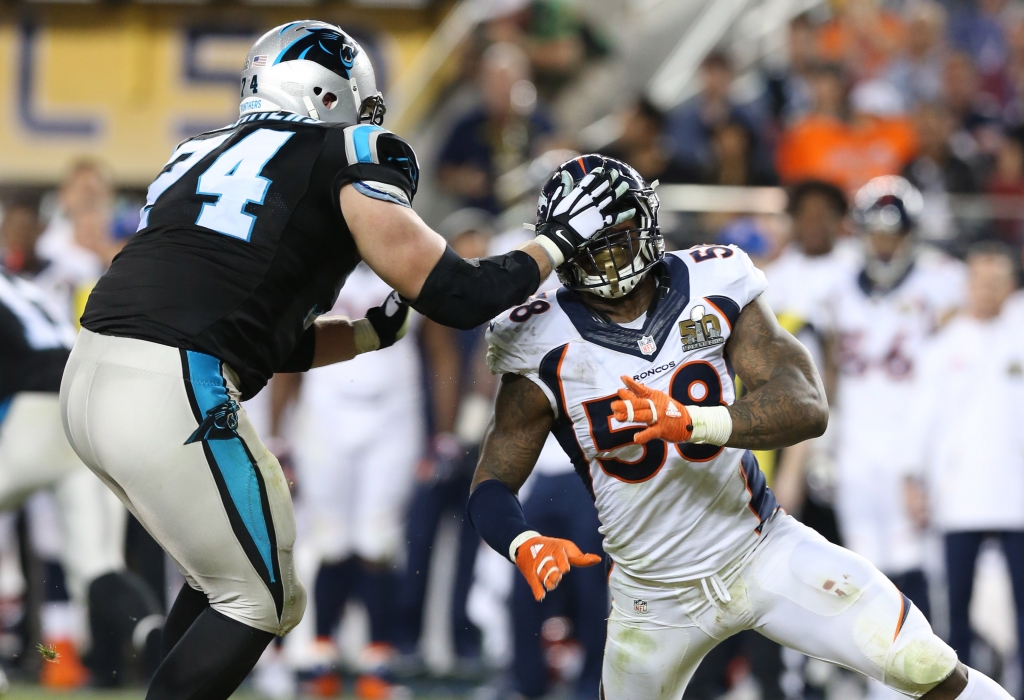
left=468, top=155, right=1008, bottom=700
left=826, top=176, right=966, bottom=620
left=905, top=244, right=1024, bottom=693
left=0, top=271, right=164, bottom=682
left=282, top=263, right=424, bottom=683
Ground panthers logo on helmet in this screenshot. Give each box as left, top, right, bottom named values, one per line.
left=274, top=27, right=359, bottom=79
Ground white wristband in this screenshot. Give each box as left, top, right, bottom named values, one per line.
left=532, top=236, right=565, bottom=268
left=687, top=405, right=733, bottom=446
left=508, top=530, right=541, bottom=563
left=352, top=318, right=380, bottom=355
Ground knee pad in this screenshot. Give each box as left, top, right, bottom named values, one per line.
left=855, top=597, right=957, bottom=697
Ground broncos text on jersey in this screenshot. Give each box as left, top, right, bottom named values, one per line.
left=487, top=246, right=777, bottom=582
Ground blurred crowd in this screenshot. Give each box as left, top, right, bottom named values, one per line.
left=0, top=0, right=1023, bottom=699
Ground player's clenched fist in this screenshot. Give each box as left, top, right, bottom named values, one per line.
left=612, top=376, right=693, bottom=444
left=612, top=376, right=734, bottom=447
left=514, top=535, right=602, bottom=601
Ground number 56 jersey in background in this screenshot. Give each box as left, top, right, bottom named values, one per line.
left=82, top=114, right=419, bottom=400
left=487, top=246, right=778, bottom=584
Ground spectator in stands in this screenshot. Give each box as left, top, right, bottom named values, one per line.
left=815, top=0, right=905, bottom=81
left=903, top=100, right=979, bottom=195
left=679, top=117, right=778, bottom=186
left=777, top=69, right=916, bottom=191
left=943, top=51, right=1003, bottom=162
left=885, top=0, right=947, bottom=108
left=948, top=0, right=1009, bottom=101
left=522, top=0, right=609, bottom=98
left=0, top=196, right=45, bottom=275
left=1002, top=8, right=1024, bottom=126
left=666, top=51, right=765, bottom=181
left=907, top=243, right=1024, bottom=694
left=602, top=98, right=688, bottom=184
left=438, top=42, right=556, bottom=214
left=765, top=14, right=819, bottom=128
left=987, top=127, right=1024, bottom=244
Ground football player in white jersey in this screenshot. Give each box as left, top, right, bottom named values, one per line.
left=827, top=176, right=966, bottom=622
left=467, top=156, right=1008, bottom=700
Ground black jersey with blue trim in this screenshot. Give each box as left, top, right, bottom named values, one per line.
left=0, top=271, right=76, bottom=402
left=82, top=113, right=419, bottom=400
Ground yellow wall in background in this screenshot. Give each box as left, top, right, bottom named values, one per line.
left=0, top=6, right=437, bottom=187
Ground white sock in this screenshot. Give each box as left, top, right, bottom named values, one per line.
left=956, top=667, right=1013, bottom=700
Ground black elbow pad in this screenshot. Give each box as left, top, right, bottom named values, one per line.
left=412, top=246, right=540, bottom=330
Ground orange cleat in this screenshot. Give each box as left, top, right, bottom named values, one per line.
left=355, top=674, right=394, bottom=700
left=39, top=639, right=89, bottom=689
left=306, top=672, right=343, bottom=698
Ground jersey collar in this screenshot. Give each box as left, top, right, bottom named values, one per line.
left=557, top=255, right=690, bottom=361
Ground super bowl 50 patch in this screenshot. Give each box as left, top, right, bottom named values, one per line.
left=679, top=304, right=724, bottom=352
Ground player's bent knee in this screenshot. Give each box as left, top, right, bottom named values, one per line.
left=860, top=601, right=958, bottom=697
left=277, top=579, right=307, bottom=636
left=211, top=578, right=307, bottom=637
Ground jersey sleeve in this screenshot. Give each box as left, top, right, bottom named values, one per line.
left=681, top=245, right=768, bottom=317
left=485, top=297, right=564, bottom=416
left=330, top=124, right=420, bottom=207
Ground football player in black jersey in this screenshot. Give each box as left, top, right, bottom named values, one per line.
left=63, top=20, right=633, bottom=700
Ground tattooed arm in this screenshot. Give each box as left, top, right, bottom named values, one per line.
left=470, top=374, right=554, bottom=493
left=725, top=294, right=829, bottom=450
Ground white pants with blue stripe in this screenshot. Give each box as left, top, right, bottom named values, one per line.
left=60, top=329, right=305, bottom=635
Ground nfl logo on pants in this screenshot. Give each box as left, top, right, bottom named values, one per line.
left=633, top=599, right=648, bottom=614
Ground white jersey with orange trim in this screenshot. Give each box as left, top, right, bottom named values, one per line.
left=828, top=249, right=965, bottom=469
left=487, top=246, right=775, bottom=583
left=826, top=248, right=965, bottom=574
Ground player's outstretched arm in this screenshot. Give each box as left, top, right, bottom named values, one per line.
left=723, top=294, right=829, bottom=449
left=342, top=167, right=631, bottom=330
left=341, top=186, right=551, bottom=329
left=612, top=295, right=827, bottom=450
left=467, top=375, right=601, bottom=601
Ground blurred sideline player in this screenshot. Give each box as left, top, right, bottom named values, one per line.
left=510, top=437, right=605, bottom=700
left=906, top=244, right=1024, bottom=692
left=394, top=211, right=494, bottom=676
left=765, top=180, right=857, bottom=545
left=469, top=155, right=1008, bottom=700
left=825, top=176, right=965, bottom=626
left=63, top=20, right=630, bottom=698
left=754, top=179, right=858, bottom=700
left=274, top=264, right=424, bottom=698
left=0, top=270, right=163, bottom=686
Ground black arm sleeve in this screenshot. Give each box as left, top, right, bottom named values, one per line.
left=411, top=245, right=541, bottom=330
left=276, top=326, right=316, bottom=373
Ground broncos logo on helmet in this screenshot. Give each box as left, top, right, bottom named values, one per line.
left=274, top=27, right=359, bottom=79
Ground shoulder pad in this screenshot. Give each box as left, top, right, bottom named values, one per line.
left=341, top=124, right=419, bottom=198
left=486, top=291, right=574, bottom=376
left=674, top=245, right=769, bottom=315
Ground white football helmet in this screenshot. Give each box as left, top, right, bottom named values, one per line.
left=239, top=21, right=385, bottom=125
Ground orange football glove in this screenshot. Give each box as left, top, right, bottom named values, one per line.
left=514, top=535, right=602, bottom=601
left=610, top=375, right=693, bottom=444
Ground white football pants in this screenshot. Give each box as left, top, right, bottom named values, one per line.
left=603, top=514, right=960, bottom=700
left=61, top=329, right=305, bottom=635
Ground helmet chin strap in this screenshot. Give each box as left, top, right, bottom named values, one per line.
left=302, top=96, right=321, bottom=120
